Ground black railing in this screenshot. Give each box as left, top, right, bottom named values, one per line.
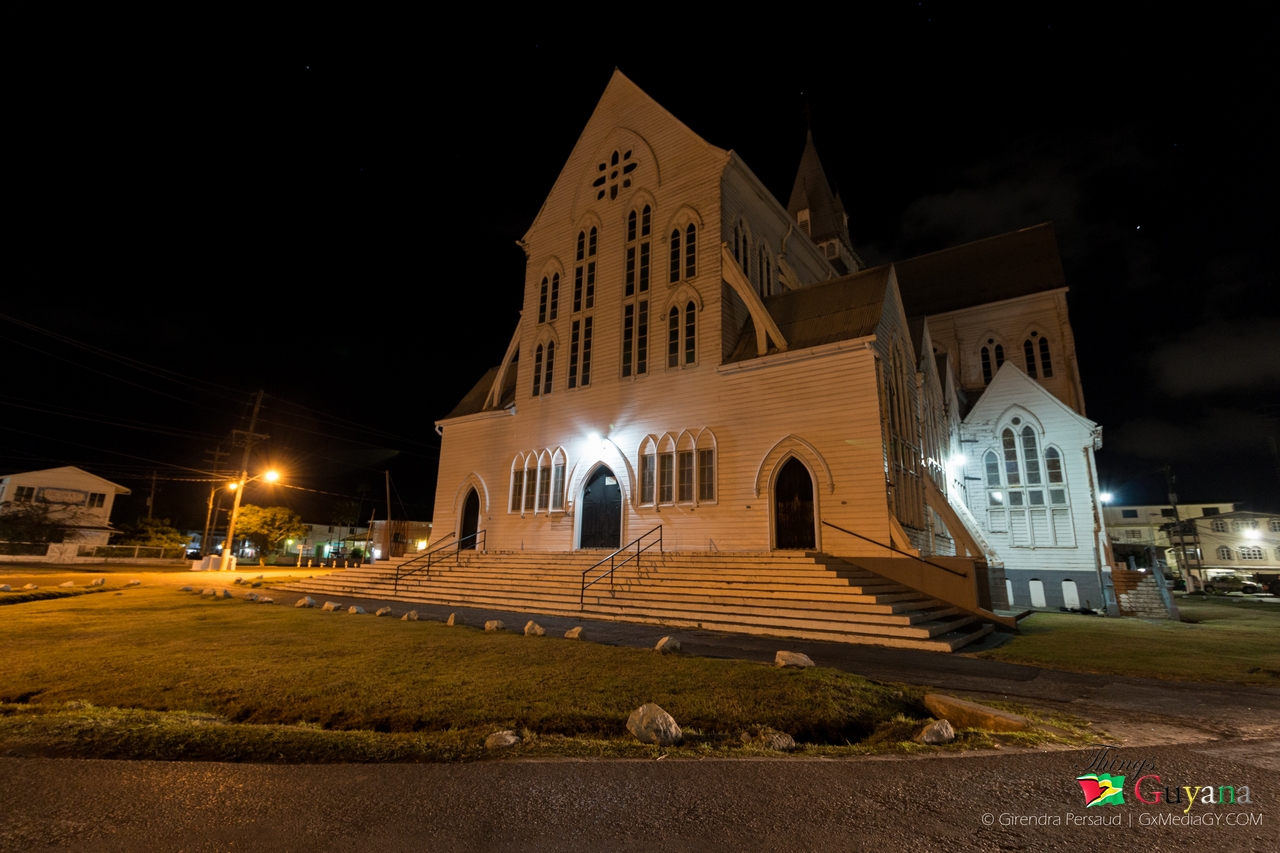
left=820, top=520, right=967, bottom=578
left=393, top=530, right=485, bottom=593
left=580, top=525, right=662, bottom=609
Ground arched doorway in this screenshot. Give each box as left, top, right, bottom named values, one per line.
left=774, top=457, right=815, bottom=550
left=579, top=465, right=622, bottom=549
left=459, top=488, right=480, bottom=549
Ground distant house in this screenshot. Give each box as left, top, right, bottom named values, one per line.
left=1104, top=502, right=1237, bottom=572
left=0, top=466, right=132, bottom=546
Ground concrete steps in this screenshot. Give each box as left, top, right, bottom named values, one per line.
left=280, top=550, right=996, bottom=652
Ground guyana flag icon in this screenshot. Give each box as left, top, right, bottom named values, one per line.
left=1076, top=773, right=1126, bottom=807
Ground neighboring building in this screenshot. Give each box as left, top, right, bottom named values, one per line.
left=1104, top=503, right=1236, bottom=571
left=0, top=466, right=132, bottom=546
left=429, top=71, right=1111, bottom=617
left=1168, top=510, right=1280, bottom=590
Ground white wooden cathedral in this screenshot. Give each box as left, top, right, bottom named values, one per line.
left=431, top=71, right=1112, bottom=614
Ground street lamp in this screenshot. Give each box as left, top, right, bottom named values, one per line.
left=220, top=469, right=280, bottom=571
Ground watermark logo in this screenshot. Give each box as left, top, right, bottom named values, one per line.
left=1076, top=773, right=1126, bottom=808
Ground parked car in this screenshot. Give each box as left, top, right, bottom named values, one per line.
left=1202, top=575, right=1262, bottom=595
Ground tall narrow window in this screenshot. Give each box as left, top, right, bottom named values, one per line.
left=524, top=467, right=536, bottom=511
left=549, top=273, right=559, bottom=320
left=586, top=227, right=597, bottom=308
left=1045, top=447, right=1063, bottom=483
left=667, top=306, right=680, bottom=368
left=580, top=315, right=593, bottom=386
left=1038, top=336, right=1053, bottom=377
left=995, top=344, right=1005, bottom=368
left=621, top=304, right=634, bottom=377
left=574, top=231, right=585, bottom=313
left=1023, top=339, right=1038, bottom=378
left=538, top=277, right=548, bottom=324
left=685, top=223, right=696, bottom=279
left=636, top=300, right=648, bottom=374
left=669, top=228, right=681, bottom=283
left=981, top=347, right=993, bottom=384
left=1022, top=427, right=1041, bottom=485
left=698, top=449, right=715, bottom=501
left=511, top=468, right=525, bottom=512
left=659, top=453, right=674, bottom=503
left=740, top=231, right=750, bottom=281
left=532, top=344, right=544, bottom=397
left=985, top=450, right=1001, bottom=487
left=1002, top=428, right=1021, bottom=485
left=625, top=244, right=636, bottom=296
left=640, top=205, right=651, bottom=291
left=759, top=246, right=769, bottom=297
left=537, top=464, right=551, bottom=511
left=551, top=460, right=566, bottom=511
left=684, top=301, right=696, bottom=365
left=678, top=451, right=694, bottom=502
left=543, top=342, right=555, bottom=395
left=640, top=453, right=655, bottom=504
left=568, top=321, right=580, bottom=389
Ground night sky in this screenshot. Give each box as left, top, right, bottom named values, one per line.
left=6, top=13, right=1277, bottom=532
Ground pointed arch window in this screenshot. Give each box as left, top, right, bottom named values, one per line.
left=549, top=273, right=559, bottom=321
left=532, top=344, right=544, bottom=397
left=684, top=301, right=696, bottom=365
left=987, top=420, right=1073, bottom=546
left=980, top=339, right=1006, bottom=385
left=665, top=301, right=698, bottom=369
left=669, top=228, right=681, bottom=284
left=625, top=205, right=651, bottom=297
left=538, top=277, right=549, bottom=324
left=1023, top=339, right=1038, bottom=379
left=685, top=223, right=697, bottom=279
left=638, top=437, right=657, bottom=506
left=551, top=449, right=567, bottom=511
left=509, top=455, right=527, bottom=513
left=543, top=342, right=555, bottom=395
left=1024, top=331, right=1054, bottom=379
left=759, top=245, right=772, bottom=297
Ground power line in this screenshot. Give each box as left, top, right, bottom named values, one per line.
left=0, top=424, right=221, bottom=476
left=0, top=395, right=224, bottom=441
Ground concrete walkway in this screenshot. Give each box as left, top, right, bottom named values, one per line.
left=285, top=589, right=1280, bottom=741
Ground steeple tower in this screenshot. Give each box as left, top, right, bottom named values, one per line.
left=787, top=130, right=863, bottom=274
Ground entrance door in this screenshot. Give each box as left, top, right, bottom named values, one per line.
left=460, top=488, right=480, bottom=549
left=580, top=466, right=621, bottom=549
left=774, top=457, right=815, bottom=550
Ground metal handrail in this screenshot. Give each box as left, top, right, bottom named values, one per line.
left=820, top=520, right=968, bottom=578
left=580, top=525, right=662, bottom=609
left=393, top=530, right=484, bottom=593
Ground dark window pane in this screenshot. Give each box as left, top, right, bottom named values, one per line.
left=549, top=273, right=559, bottom=320
left=637, top=300, right=648, bottom=374
left=621, top=304, right=634, bottom=377
left=659, top=453, right=673, bottom=503
left=532, top=344, right=543, bottom=397
left=1039, top=336, right=1054, bottom=377
left=670, top=230, right=680, bottom=282
left=685, top=224, right=696, bottom=278
left=581, top=316, right=593, bottom=386
left=698, top=449, right=715, bottom=501
left=668, top=306, right=679, bottom=367
left=684, top=301, right=696, bottom=364
left=678, top=451, right=693, bottom=502
left=639, top=242, right=649, bottom=291
left=544, top=342, right=555, bottom=395
left=573, top=267, right=583, bottom=313
left=538, top=277, right=548, bottom=324
left=568, top=321, right=580, bottom=388
left=1024, top=340, right=1037, bottom=378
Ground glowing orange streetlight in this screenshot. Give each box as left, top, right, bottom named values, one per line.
left=220, top=469, right=281, bottom=570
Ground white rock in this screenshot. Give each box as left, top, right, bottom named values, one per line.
left=233, top=577, right=244, bottom=585
left=246, top=593, right=259, bottom=601
left=295, top=596, right=316, bottom=608
left=0, top=585, right=10, bottom=592
left=565, top=626, right=584, bottom=640
left=59, top=581, right=75, bottom=588
left=742, top=727, right=796, bottom=751
left=654, top=636, right=681, bottom=654
left=626, top=703, right=683, bottom=746
left=484, top=620, right=505, bottom=633
left=524, top=620, right=545, bottom=637
left=446, top=613, right=456, bottom=626
left=322, top=601, right=342, bottom=611
left=90, top=578, right=105, bottom=587
left=126, top=580, right=141, bottom=587
left=347, top=606, right=366, bottom=615
left=485, top=730, right=522, bottom=749
left=23, top=583, right=39, bottom=590
left=401, top=610, right=418, bottom=621
left=375, top=606, right=392, bottom=617
left=775, top=651, right=815, bottom=668
left=259, top=596, right=274, bottom=604
left=255, top=574, right=264, bottom=579
left=916, top=719, right=957, bottom=745
left=201, top=588, right=216, bottom=596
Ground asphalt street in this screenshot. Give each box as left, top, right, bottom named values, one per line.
left=2, top=740, right=1276, bottom=852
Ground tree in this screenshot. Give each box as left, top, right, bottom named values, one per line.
left=114, top=517, right=191, bottom=549
left=0, top=501, right=69, bottom=543
left=235, top=505, right=309, bottom=560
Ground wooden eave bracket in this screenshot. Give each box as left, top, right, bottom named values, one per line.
left=721, top=243, right=787, bottom=355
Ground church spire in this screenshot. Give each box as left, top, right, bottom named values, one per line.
left=786, top=130, right=862, bottom=274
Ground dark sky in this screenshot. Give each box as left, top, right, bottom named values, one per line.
left=6, top=12, right=1278, bottom=531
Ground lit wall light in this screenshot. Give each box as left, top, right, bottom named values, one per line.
left=1099, top=492, right=1113, bottom=503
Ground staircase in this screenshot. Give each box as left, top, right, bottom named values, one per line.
left=280, top=550, right=995, bottom=652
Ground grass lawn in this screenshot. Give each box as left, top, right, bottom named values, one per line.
left=0, top=578, right=1095, bottom=762
left=975, top=595, right=1280, bottom=684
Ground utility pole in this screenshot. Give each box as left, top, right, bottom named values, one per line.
left=200, top=443, right=231, bottom=559
left=221, top=390, right=268, bottom=571
left=385, top=470, right=393, bottom=559
left=1164, top=464, right=1190, bottom=583
left=147, top=470, right=158, bottom=519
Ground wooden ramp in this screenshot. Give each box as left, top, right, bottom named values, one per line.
left=279, top=550, right=996, bottom=653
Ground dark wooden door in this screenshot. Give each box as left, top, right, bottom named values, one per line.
left=460, top=488, right=480, bottom=549
left=580, top=466, right=621, bottom=549
left=774, top=457, right=815, bottom=550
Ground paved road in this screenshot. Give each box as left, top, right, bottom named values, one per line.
left=287, top=591, right=1280, bottom=739
left=2, top=740, right=1276, bottom=852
